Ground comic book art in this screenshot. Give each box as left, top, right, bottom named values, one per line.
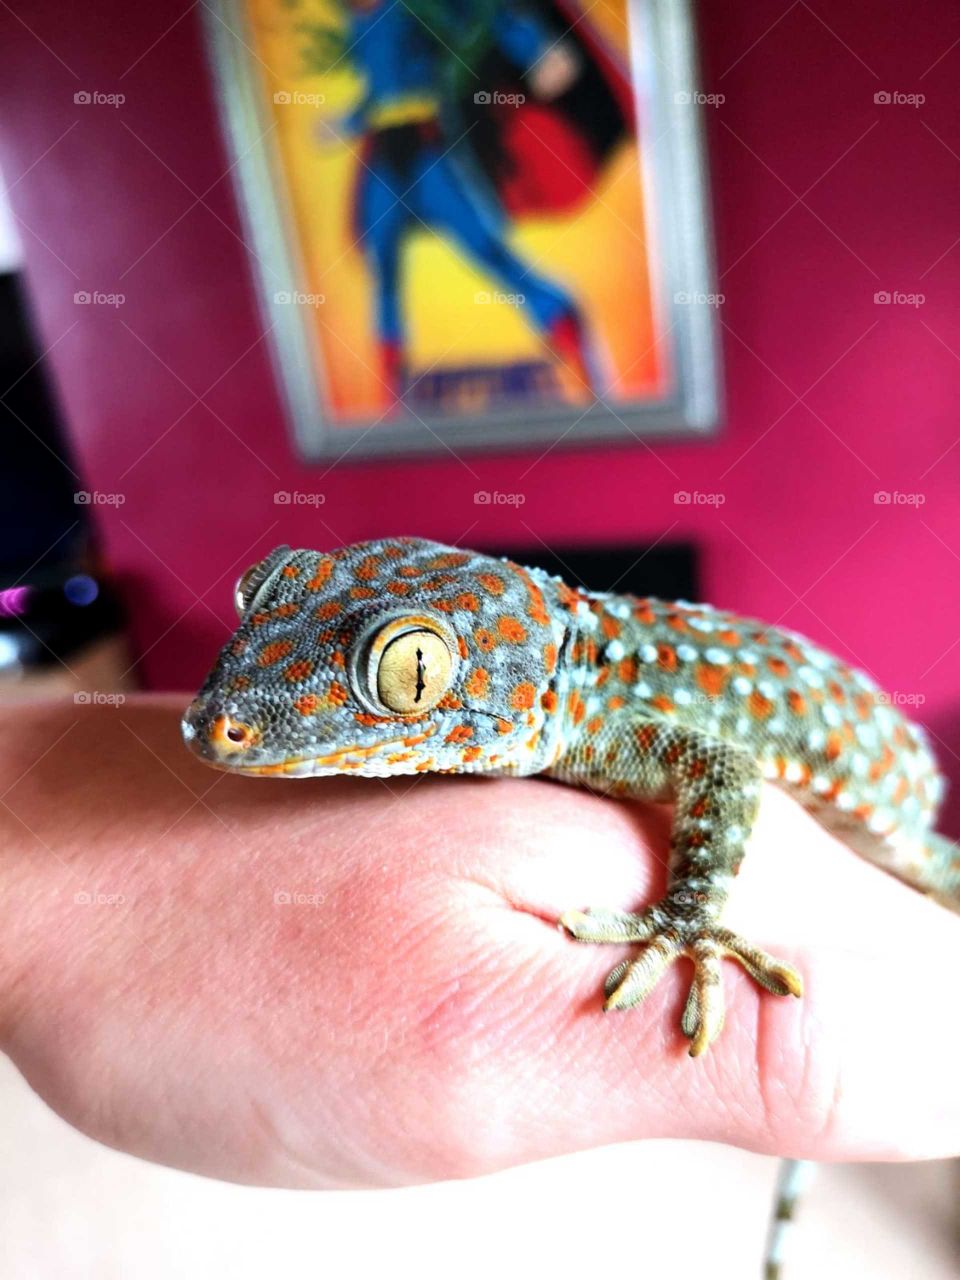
left=206, top=0, right=718, bottom=459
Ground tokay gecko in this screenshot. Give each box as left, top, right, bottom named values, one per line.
left=183, top=538, right=960, bottom=1059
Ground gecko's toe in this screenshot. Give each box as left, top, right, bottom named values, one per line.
left=561, top=904, right=802, bottom=1053
left=560, top=906, right=655, bottom=944
left=601, top=930, right=682, bottom=1010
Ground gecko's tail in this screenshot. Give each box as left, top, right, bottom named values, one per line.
left=763, top=1158, right=816, bottom=1280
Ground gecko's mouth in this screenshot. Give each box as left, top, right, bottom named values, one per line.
left=182, top=704, right=437, bottom=776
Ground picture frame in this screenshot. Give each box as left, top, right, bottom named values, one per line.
left=204, top=0, right=721, bottom=462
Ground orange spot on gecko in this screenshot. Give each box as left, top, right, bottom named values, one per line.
left=328, top=681, right=348, bottom=706
left=283, top=659, right=313, bottom=682
left=650, top=694, right=675, bottom=714
left=387, top=581, right=411, bottom=596
left=315, top=600, right=341, bottom=620
left=498, top=616, right=527, bottom=644
left=355, top=555, right=380, bottom=581
left=786, top=690, right=808, bottom=716
left=696, top=664, right=728, bottom=699
left=462, top=746, right=483, bottom=763
left=349, top=587, right=375, bottom=600
left=568, top=690, right=587, bottom=725
left=454, top=592, right=479, bottom=612
left=477, top=572, right=505, bottom=595
left=544, top=643, right=557, bottom=674
left=601, top=615, right=621, bottom=640
left=445, top=725, right=473, bottom=744
left=748, top=690, right=774, bottom=719
left=258, top=640, right=294, bottom=666
left=824, top=731, right=844, bottom=761
left=658, top=644, right=678, bottom=672
left=466, top=668, right=490, bottom=699
left=767, top=657, right=790, bottom=678
left=475, top=628, right=496, bottom=652
left=717, top=629, right=741, bottom=646
left=306, top=558, right=334, bottom=591
left=511, top=683, right=536, bottom=711
left=541, top=689, right=558, bottom=714
left=294, top=694, right=319, bottom=715
left=282, top=565, right=300, bottom=578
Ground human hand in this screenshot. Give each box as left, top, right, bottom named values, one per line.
left=1, top=697, right=957, bottom=1189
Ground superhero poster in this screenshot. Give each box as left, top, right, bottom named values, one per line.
left=206, top=0, right=719, bottom=459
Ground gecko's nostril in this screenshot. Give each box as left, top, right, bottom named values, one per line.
left=226, top=725, right=246, bottom=743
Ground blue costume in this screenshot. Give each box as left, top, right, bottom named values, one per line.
left=342, top=0, right=585, bottom=394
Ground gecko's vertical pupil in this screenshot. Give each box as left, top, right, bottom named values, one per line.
left=414, top=647, right=425, bottom=703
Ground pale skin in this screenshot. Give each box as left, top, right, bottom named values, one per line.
left=0, top=696, right=958, bottom=1190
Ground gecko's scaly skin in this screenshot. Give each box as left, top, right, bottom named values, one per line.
left=183, top=538, right=960, bottom=1056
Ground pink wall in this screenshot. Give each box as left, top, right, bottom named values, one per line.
left=2, top=0, right=960, bottom=808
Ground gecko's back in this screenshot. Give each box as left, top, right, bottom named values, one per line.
left=546, top=586, right=954, bottom=909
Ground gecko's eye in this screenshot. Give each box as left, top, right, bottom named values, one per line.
left=234, top=545, right=292, bottom=617
left=375, top=628, right=453, bottom=714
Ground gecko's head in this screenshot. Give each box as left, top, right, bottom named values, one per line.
left=182, top=538, right=569, bottom=778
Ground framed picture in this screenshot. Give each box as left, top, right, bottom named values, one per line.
left=204, top=0, right=720, bottom=461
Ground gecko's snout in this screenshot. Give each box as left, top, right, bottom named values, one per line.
left=182, top=699, right=260, bottom=764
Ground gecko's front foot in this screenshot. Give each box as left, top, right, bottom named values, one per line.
left=559, top=906, right=803, bottom=1056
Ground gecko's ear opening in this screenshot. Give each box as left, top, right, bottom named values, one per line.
left=233, top=545, right=292, bottom=618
